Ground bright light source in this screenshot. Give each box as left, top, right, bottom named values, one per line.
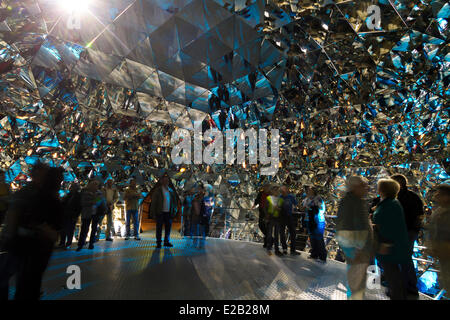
left=59, top=0, right=90, bottom=13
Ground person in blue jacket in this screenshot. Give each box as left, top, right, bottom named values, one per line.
left=302, top=186, right=327, bottom=262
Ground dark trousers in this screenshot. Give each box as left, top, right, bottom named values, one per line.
left=0, top=210, right=6, bottom=225
left=4, top=237, right=54, bottom=300
left=183, top=217, right=191, bottom=237
left=281, top=216, right=297, bottom=251
left=191, top=222, right=207, bottom=244
left=201, top=216, right=210, bottom=238
left=156, top=212, right=172, bottom=245
left=190, top=221, right=206, bottom=247
left=258, top=214, right=267, bottom=247
left=380, top=261, right=407, bottom=300
left=60, top=217, right=77, bottom=247
left=308, top=223, right=327, bottom=261
left=0, top=252, right=17, bottom=300
left=77, top=215, right=99, bottom=248
left=97, top=207, right=114, bottom=239
left=401, top=230, right=419, bottom=294
left=266, top=218, right=280, bottom=251
left=126, top=210, right=139, bottom=237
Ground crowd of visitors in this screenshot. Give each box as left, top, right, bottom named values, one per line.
left=334, top=174, right=445, bottom=300
left=253, top=175, right=450, bottom=301
left=254, top=184, right=324, bottom=259
left=0, top=163, right=448, bottom=301
left=0, top=163, right=152, bottom=299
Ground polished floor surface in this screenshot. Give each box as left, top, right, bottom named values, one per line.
left=33, top=232, right=430, bottom=300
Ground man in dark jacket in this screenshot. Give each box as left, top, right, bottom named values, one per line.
left=253, top=184, right=270, bottom=248
left=280, top=186, right=300, bottom=255
left=391, top=174, right=424, bottom=296
left=150, top=173, right=178, bottom=248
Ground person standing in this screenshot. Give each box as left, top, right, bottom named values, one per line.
left=202, top=184, right=215, bottom=238
left=264, top=185, right=284, bottom=256
left=182, top=188, right=195, bottom=237
left=425, top=184, right=450, bottom=293
left=335, top=176, right=373, bottom=300
left=191, top=185, right=206, bottom=247
left=303, top=186, right=327, bottom=262
left=150, top=173, right=178, bottom=248
left=94, top=182, right=108, bottom=242
left=124, top=178, right=141, bottom=241
left=253, top=184, right=270, bottom=248
left=372, top=179, right=410, bottom=300
left=0, top=164, right=64, bottom=300
left=280, top=186, right=300, bottom=255
left=0, top=163, right=48, bottom=300
left=59, top=183, right=82, bottom=249
left=0, top=170, right=10, bottom=225
left=77, top=180, right=100, bottom=251
left=104, top=180, right=118, bottom=241
left=391, top=174, right=424, bottom=296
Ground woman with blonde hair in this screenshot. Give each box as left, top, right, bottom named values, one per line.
left=372, top=178, right=409, bottom=300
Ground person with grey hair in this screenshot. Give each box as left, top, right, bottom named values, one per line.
left=335, top=176, right=373, bottom=300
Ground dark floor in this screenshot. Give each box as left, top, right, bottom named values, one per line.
left=19, top=231, right=431, bottom=300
